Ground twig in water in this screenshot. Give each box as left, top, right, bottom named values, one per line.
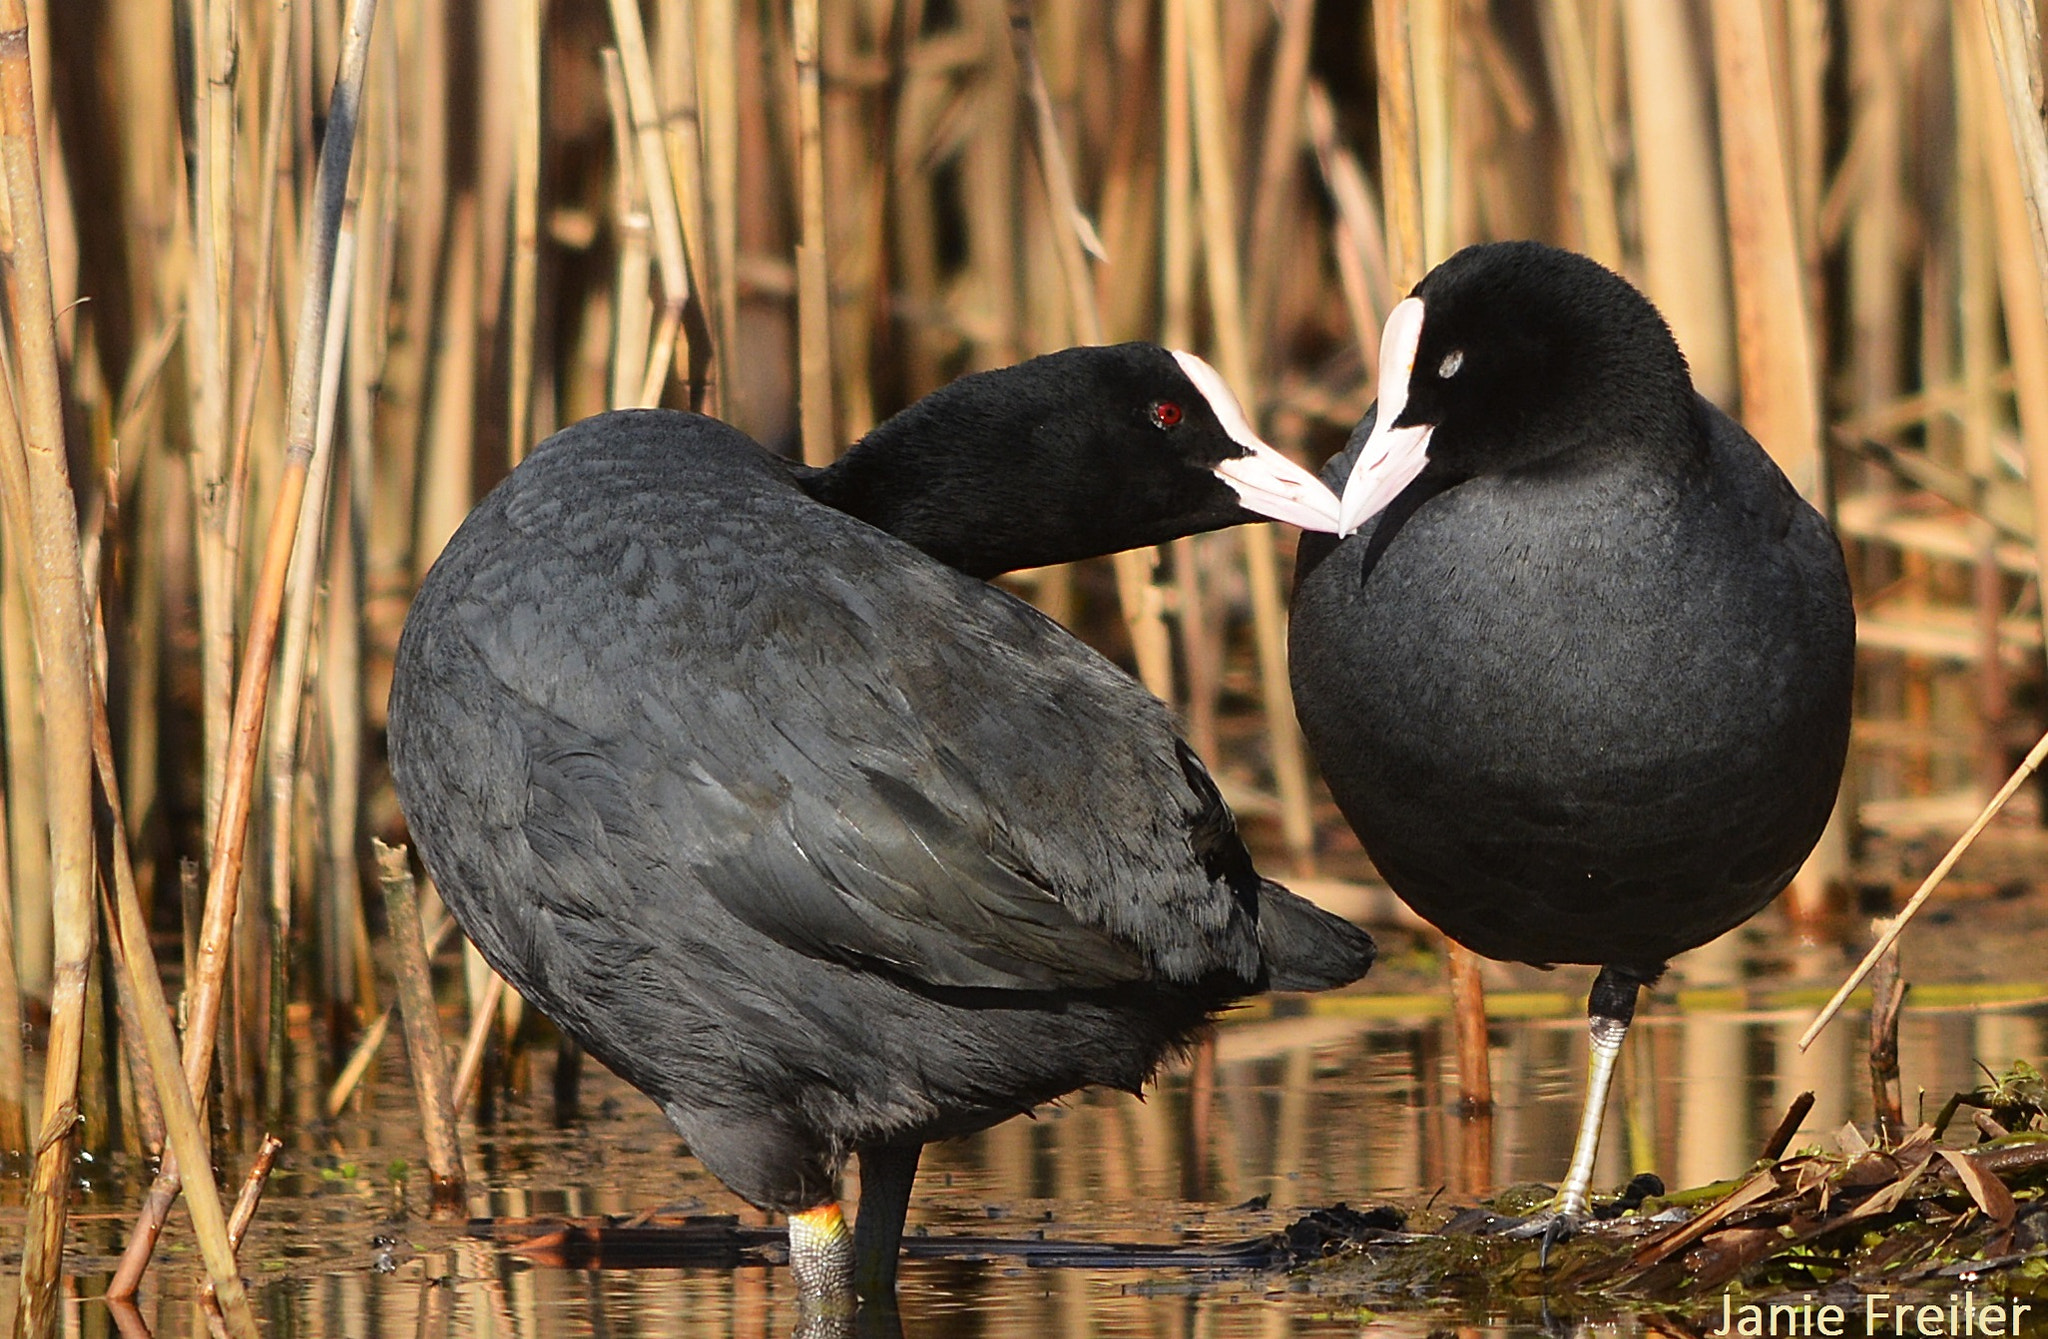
left=1799, top=723, right=2048, bottom=1049
left=376, top=841, right=467, bottom=1210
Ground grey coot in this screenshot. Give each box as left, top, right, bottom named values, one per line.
left=1289, top=242, right=1854, bottom=1235
left=387, top=343, right=1377, bottom=1301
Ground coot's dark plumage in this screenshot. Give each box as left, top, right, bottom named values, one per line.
left=1290, top=242, right=1854, bottom=1227
left=387, top=344, right=1374, bottom=1299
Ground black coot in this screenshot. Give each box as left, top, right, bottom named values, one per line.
left=388, top=343, right=1375, bottom=1301
left=1290, top=242, right=1854, bottom=1232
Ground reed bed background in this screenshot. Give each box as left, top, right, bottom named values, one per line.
left=5, top=0, right=2048, bottom=1324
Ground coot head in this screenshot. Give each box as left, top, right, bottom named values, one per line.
left=811, top=342, right=1341, bottom=577
left=1338, top=241, right=1698, bottom=535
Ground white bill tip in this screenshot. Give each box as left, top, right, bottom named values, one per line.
left=1171, top=349, right=1343, bottom=532
left=1338, top=297, right=1434, bottom=535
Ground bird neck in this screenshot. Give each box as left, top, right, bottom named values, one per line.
left=796, top=420, right=1048, bottom=580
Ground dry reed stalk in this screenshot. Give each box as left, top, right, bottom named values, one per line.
left=792, top=0, right=833, bottom=464
left=1375, top=0, right=1424, bottom=297
left=602, top=50, right=658, bottom=407
left=1618, top=0, right=1734, bottom=405
left=93, top=756, right=256, bottom=1332
left=120, top=0, right=380, bottom=1288
left=820, top=4, right=879, bottom=440
left=1541, top=0, right=1623, bottom=270
left=1410, top=0, right=1454, bottom=265
left=77, top=593, right=246, bottom=1327
left=368, top=0, right=450, bottom=614
left=1006, top=0, right=1175, bottom=703
left=452, top=971, right=507, bottom=1109
left=227, top=2, right=297, bottom=579
left=695, top=0, right=741, bottom=417
left=507, top=0, right=542, bottom=461
left=1784, top=0, right=1830, bottom=292
left=886, top=27, right=949, bottom=392
left=1244, top=0, right=1315, bottom=359
left=1977, top=0, right=2048, bottom=653
left=185, top=0, right=240, bottom=850
left=374, top=841, right=466, bottom=1208
left=654, top=0, right=715, bottom=407
left=0, top=711, right=19, bottom=1158
left=1844, top=0, right=1906, bottom=417
left=608, top=0, right=695, bottom=405
left=263, top=206, right=357, bottom=1127
left=414, top=193, right=480, bottom=570
left=1303, top=82, right=1388, bottom=356
left=2, top=532, right=46, bottom=1004
left=0, top=8, right=109, bottom=1332
left=1185, top=0, right=1317, bottom=870
left=323, top=913, right=456, bottom=1118
left=1709, top=0, right=1825, bottom=499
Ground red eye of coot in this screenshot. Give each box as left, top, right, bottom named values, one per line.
left=1150, top=401, right=1184, bottom=428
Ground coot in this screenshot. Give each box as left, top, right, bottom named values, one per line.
left=388, top=343, right=1375, bottom=1301
left=1290, top=242, right=1854, bottom=1232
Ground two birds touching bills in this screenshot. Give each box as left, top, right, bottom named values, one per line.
left=386, top=241, right=1856, bottom=1306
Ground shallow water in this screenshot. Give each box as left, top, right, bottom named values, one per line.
left=19, top=899, right=2048, bottom=1338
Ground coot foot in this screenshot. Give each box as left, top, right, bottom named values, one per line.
left=790, top=1202, right=856, bottom=1327
left=1497, top=1205, right=1587, bottom=1268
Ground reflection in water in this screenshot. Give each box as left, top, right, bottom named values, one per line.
left=41, top=951, right=2048, bottom=1339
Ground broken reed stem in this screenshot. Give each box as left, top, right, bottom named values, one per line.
left=374, top=841, right=466, bottom=1208
left=225, top=1133, right=284, bottom=1249
left=0, top=0, right=117, bottom=1327
left=198, top=1133, right=283, bottom=1306
left=1868, top=942, right=1907, bottom=1144
left=1006, top=0, right=1174, bottom=704
left=1760, top=1090, right=1816, bottom=1162
left=1801, top=722, right=2048, bottom=1050
left=323, top=913, right=455, bottom=1119
left=121, top=0, right=380, bottom=1289
left=792, top=0, right=833, bottom=465
left=1446, top=943, right=1492, bottom=1112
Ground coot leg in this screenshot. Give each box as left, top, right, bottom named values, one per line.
left=789, top=1201, right=856, bottom=1326
left=1503, top=965, right=1652, bottom=1249
left=851, top=1142, right=922, bottom=1300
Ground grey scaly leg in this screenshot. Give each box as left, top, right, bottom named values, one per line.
left=1505, top=965, right=1648, bottom=1254
left=852, top=1142, right=921, bottom=1302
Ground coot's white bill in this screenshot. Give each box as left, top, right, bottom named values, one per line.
left=1171, top=349, right=1343, bottom=533
left=1338, top=297, right=1434, bottom=536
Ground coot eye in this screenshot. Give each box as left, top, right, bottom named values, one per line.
left=1150, top=401, right=1184, bottom=429
left=1438, top=349, right=1465, bottom=379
